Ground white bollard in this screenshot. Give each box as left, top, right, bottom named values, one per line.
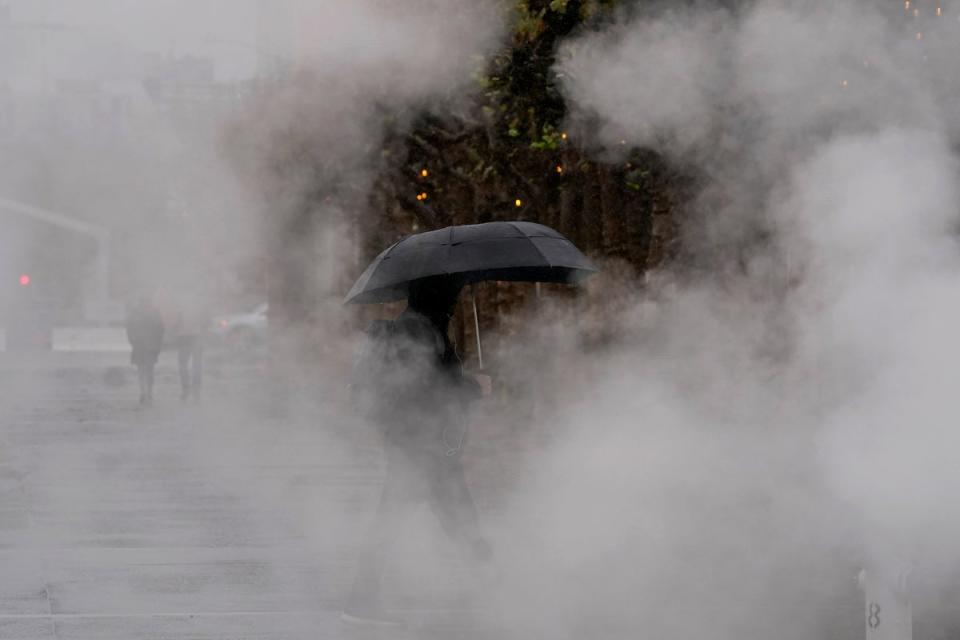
left=858, top=561, right=913, bottom=640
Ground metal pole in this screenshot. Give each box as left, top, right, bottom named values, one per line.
left=94, top=232, right=110, bottom=324
left=471, top=284, right=483, bottom=370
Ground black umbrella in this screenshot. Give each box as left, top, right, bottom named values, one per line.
left=345, top=221, right=597, bottom=304
left=345, top=221, right=598, bottom=366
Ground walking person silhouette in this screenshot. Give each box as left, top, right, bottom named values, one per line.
left=344, top=277, right=492, bottom=627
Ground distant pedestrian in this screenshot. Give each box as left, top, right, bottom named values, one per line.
left=344, top=277, right=492, bottom=627
left=126, top=292, right=164, bottom=406
left=173, top=292, right=208, bottom=402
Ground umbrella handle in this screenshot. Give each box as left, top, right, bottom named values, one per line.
left=471, top=285, right=483, bottom=370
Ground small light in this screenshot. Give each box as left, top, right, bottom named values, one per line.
left=841, top=79, right=848, bottom=87
left=420, top=192, right=428, bottom=200
left=917, top=31, right=923, bottom=39
left=560, top=132, right=568, bottom=140
left=420, top=168, right=429, bottom=177
left=19, top=274, right=30, bottom=286
left=905, top=0, right=910, bottom=9
left=937, top=6, right=942, bottom=16
left=556, top=165, right=563, bottom=174
left=515, top=199, right=522, bottom=208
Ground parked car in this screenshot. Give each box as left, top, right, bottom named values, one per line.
left=210, top=302, right=267, bottom=349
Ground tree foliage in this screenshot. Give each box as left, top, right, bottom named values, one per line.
left=372, top=0, right=680, bottom=273
left=346, top=0, right=686, bottom=357
left=242, top=0, right=689, bottom=369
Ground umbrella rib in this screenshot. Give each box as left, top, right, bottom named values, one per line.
left=507, top=221, right=554, bottom=268
left=446, top=225, right=455, bottom=276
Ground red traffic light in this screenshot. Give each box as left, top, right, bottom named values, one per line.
left=19, top=274, right=30, bottom=286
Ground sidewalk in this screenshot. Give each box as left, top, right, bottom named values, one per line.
left=0, top=327, right=128, bottom=353
left=0, top=353, right=496, bottom=639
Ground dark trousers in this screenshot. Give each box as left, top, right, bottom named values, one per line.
left=348, top=445, right=486, bottom=608
left=177, top=336, right=203, bottom=393
left=136, top=364, right=155, bottom=400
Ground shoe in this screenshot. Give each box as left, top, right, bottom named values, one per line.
left=341, top=604, right=406, bottom=628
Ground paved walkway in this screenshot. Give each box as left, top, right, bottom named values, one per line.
left=0, top=353, right=497, bottom=639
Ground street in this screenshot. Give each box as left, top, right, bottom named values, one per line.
left=0, top=352, right=496, bottom=639
left=5, top=0, right=960, bottom=638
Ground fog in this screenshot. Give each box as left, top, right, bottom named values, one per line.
left=2, top=0, right=960, bottom=638
left=517, top=1, right=960, bottom=636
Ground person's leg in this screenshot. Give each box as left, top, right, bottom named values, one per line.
left=346, top=447, right=420, bottom=618
left=348, top=490, right=403, bottom=610
left=177, top=340, right=190, bottom=399
left=428, top=456, right=491, bottom=561
left=144, top=363, right=155, bottom=402
left=137, top=365, right=148, bottom=404
left=192, top=341, right=203, bottom=392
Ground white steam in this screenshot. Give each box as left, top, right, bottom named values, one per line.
left=229, top=0, right=504, bottom=322
left=7, top=1, right=960, bottom=638
left=268, top=0, right=498, bottom=98
left=482, top=1, right=960, bottom=637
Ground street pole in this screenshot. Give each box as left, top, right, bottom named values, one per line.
left=93, top=231, right=110, bottom=324
left=471, top=284, right=483, bottom=370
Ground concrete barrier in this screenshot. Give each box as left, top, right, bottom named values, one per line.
left=51, top=327, right=128, bottom=352
left=0, top=327, right=127, bottom=352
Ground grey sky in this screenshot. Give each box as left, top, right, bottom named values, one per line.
left=4, top=0, right=261, bottom=81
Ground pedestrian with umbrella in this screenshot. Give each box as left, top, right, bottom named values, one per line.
left=342, top=221, right=596, bottom=627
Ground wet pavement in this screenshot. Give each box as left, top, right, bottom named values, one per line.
left=0, top=352, right=496, bottom=639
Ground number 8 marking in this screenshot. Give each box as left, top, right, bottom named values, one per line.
left=868, top=602, right=881, bottom=629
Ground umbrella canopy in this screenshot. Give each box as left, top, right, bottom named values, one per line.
left=345, top=221, right=598, bottom=304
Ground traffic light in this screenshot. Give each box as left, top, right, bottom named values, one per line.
left=7, top=272, right=51, bottom=350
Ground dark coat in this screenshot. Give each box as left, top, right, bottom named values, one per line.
left=353, top=309, right=480, bottom=456
left=126, top=303, right=165, bottom=366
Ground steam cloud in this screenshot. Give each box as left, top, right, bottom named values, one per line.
left=226, top=0, right=504, bottom=341
left=5, top=1, right=960, bottom=638
left=479, top=1, right=960, bottom=637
